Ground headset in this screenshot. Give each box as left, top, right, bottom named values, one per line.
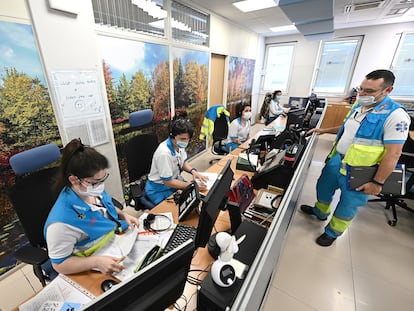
left=143, top=213, right=172, bottom=232
left=236, top=102, right=251, bottom=118
left=169, top=117, right=194, bottom=139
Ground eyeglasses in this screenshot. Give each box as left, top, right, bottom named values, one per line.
left=78, top=172, right=110, bottom=187
left=357, top=87, right=383, bottom=95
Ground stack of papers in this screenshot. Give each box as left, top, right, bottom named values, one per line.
left=19, top=274, right=94, bottom=311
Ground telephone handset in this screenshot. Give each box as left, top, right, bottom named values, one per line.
left=134, top=245, right=162, bottom=273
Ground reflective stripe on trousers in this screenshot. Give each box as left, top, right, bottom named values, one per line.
left=314, top=153, right=369, bottom=238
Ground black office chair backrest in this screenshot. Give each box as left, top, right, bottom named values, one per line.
left=125, top=134, right=158, bottom=182
left=8, top=144, right=61, bottom=248
left=212, top=112, right=229, bottom=143
left=125, top=109, right=158, bottom=183
left=8, top=167, right=59, bottom=248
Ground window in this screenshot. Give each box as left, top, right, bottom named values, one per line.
left=91, top=0, right=210, bottom=47
left=262, top=44, right=295, bottom=92
left=171, top=1, right=209, bottom=46
left=92, top=0, right=167, bottom=37
left=391, top=32, right=414, bottom=97
left=312, top=37, right=362, bottom=95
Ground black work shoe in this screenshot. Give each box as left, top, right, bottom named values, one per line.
left=300, top=205, right=327, bottom=221
left=316, top=233, right=336, bottom=247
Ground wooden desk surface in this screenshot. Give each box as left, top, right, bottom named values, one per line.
left=31, top=116, right=287, bottom=308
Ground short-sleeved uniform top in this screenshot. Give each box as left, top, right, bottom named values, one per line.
left=145, top=137, right=187, bottom=205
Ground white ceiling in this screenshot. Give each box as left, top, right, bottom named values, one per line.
left=178, top=0, right=414, bottom=37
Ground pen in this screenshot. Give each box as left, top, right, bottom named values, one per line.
left=117, top=256, right=126, bottom=263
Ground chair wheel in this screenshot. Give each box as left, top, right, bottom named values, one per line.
left=388, top=220, right=397, bottom=226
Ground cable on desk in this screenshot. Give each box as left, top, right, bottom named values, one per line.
left=173, top=294, right=188, bottom=311
left=259, top=211, right=277, bottom=226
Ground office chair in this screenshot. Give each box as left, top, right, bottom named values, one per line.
left=368, top=146, right=414, bottom=226
left=8, top=143, right=61, bottom=287
left=125, top=109, right=158, bottom=210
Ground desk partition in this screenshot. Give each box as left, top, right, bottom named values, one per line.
left=230, top=102, right=326, bottom=310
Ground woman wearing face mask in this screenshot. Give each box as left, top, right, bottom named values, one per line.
left=145, top=115, right=208, bottom=206
left=266, top=90, right=289, bottom=125
left=44, top=139, right=139, bottom=275
left=224, top=103, right=252, bottom=152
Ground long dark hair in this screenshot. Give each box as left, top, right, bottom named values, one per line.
left=55, top=138, right=109, bottom=192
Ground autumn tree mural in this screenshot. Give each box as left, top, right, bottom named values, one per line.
left=172, top=48, right=209, bottom=158
left=226, top=56, right=255, bottom=119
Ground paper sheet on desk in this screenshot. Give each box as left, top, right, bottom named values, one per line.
left=113, top=212, right=174, bottom=281
left=19, top=274, right=94, bottom=311
left=92, top=225, right=138, bottom=259
left=198, top=172, right=218, bottom=190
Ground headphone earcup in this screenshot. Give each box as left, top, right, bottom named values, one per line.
left=207, top=233, right=221, bottom=259
left=144, top=214, right=156, bottom=230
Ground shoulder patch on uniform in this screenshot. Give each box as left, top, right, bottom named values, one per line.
left=396, top=121, right=408, bottom=133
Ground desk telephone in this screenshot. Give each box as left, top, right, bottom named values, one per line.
left=174, top=182, right=201, bottom=221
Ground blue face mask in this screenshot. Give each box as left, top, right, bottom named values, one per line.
left=176, top=141, right=188, bottom=149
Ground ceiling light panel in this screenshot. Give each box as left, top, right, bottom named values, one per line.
left=232, top=0, right=277, bottom=13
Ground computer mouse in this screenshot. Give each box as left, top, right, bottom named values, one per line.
left=101, top=279, right=118, bottom=292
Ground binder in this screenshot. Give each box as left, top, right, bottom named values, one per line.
left=346, top=164, right=405, bottom=195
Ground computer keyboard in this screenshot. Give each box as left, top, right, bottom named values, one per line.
left=162, top=224, right=197, bottom=255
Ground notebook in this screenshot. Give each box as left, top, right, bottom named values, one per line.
left=346, top=164, right=405, bottom=195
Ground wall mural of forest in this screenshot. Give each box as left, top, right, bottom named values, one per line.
left=0, top=21, right=61, bottom=275
left=172, top=47, right=208, bottom=158
left=0, top=26, right=210, bottom=277
left=98, top=37, right=209, bottom=186
left=226, top=56, right=255, bottom=119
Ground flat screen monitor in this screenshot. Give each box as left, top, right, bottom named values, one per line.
left=255, top=134, right=276, bottom=151
left=194, top=159, right=235, bottom=248
left=286, top=108, right=306, bottom=129
left=80, top=240, right=194, bottom=311
left=288, top=97, right=309, bottom=109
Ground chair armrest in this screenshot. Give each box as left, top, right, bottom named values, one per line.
left=14, top=245, right=49, bottom=266
left=401, top=151, right=414, bottom=158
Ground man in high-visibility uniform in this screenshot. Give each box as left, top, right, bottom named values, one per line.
left=301, top=69, right=410, bottom=246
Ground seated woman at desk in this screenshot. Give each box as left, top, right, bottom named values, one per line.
left=44, top=139, right=139, bottom=275
left=145, top=116, right=208, bottom=205
left=266, top=90, right=289, bottom=125
left=224, top=102, right=251, bottom=152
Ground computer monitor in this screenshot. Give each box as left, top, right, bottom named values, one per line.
left=80, top=240, right=194, bottom=311
left=286, top=108, right=306, bottom=129
left=288, top=97, right=309, bottom=109
left=255, top=134, right=276, bottom=151
left=194, top=159, right=236, bottom=248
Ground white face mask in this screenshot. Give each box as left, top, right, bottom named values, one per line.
left=78, top=183, right=105, bottom=197
left=276, top=96, right=281, bottom=101
left=358, top=95, right=376, bottom=107
left=242, top=112, right=252, bottom=120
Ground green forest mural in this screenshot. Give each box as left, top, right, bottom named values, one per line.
left=172, top=47, right=209, bottom=158
left=98, top=37, right=209, bottom=186
left=0, top=26, right=210, bottom=277
left=0, top=21, right=61, bottom=275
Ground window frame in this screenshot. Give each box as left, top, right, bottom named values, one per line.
left=390, top=31, right=414, bottom=100
left=261, top=42, right=296, bottom=93
left=311, top=36, right=363, bottom=97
